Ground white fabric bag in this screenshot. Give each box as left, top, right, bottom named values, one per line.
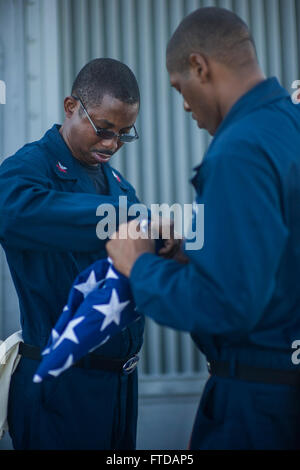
left=0, top=330, right=23, bottom=439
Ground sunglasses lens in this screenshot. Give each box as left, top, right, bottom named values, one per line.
left=97, top=129, right=115, bottom=139
left=119, top=135, right=137, bottom=143
left=96, top=128, right=138, bottom=143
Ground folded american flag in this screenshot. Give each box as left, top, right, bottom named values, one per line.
left=33, top=257, right=140, bottom=383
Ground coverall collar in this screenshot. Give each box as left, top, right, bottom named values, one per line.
left=193, top=77, right=290, bottom=173
left=214, top=76, right=290, bottom=138
left=45, top=124, right=130, bottom=194
left=46, top=124, right=83, bottom=181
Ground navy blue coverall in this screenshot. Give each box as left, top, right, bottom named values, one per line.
left=129, top=78, right=300, bottom=449
left=0, top=124, right=144, bottom=450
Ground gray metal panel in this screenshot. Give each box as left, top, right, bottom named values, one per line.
left=24, top=0, right=61, bottom=142
left=24, top=0, right=44, bottom=141
left=265, top=0, right=282, bottom=82
left=280, top=0, right=299, bottom=90
left=0, top=0, right=27, bottom=339
left=121, top=0, right=142, bottom=200
left=250, top=0, right=267, bottom=74
left=0, top=0, right=62, bottom=341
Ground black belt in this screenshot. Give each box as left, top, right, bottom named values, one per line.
left=207, top=359, right=300, bottom=386
left=19, top=342, right=139, bottom=375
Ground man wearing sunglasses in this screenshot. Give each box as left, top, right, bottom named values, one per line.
left=0, top=58, right=144, bottom=449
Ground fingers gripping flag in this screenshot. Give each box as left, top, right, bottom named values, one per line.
left=33, top=258, right=140, bottom=383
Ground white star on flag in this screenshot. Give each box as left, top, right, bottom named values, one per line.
left=74, top=270, right=103, bottom=298
left=53, top=316, right=85, bottom=350
left=48, top=354, right=74, bottom=377
left=93, top=288, right=130, bottom=331
left=105, top=266, right=119, bottom=280
left=33, top=374, right=42, bottom=383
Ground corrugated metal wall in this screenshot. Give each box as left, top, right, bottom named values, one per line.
left=0, top=0, right=300, bottom=448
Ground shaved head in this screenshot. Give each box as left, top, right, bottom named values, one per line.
left=167, top=7, right=257, bottom=74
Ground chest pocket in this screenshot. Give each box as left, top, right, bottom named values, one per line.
left=52, top=165, right=79, bottom=192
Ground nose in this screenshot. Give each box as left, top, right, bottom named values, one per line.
left=183, top=99, right=191, bottom=112
left=99, top=136, right=119, bottom=152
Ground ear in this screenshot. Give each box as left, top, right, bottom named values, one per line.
left=63, top=96, right=79, bottom=119
left=188, top=53, right=210, bottom=83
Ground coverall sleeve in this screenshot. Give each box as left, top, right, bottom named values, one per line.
left=129, top=143, right=289, bottom=338
left=0, top=155, right=136, bottom=252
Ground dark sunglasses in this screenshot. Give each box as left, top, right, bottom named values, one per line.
left=72, top=95, right=139, bottom=143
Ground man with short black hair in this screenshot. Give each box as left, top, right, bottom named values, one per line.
left=107, top=7, right=300, bottom=449
left=0, top=58, right=144, bottom=450
left=166, top=7, right=257, bottom=73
